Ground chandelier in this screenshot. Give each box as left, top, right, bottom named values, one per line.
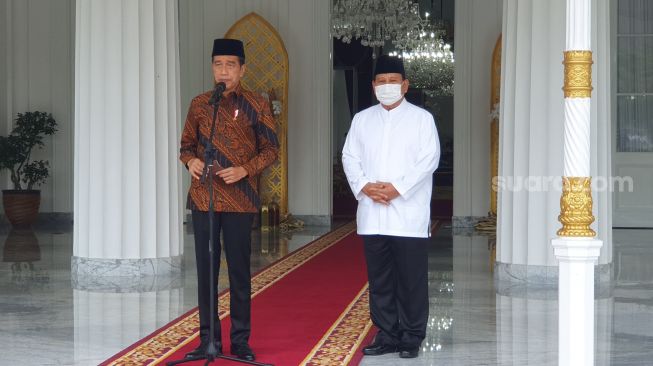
left=388, top=37, right=454, bottom=62
left=388, top=13, right=454, bottom=61
left=388, top=13, right=455, bottom=94
left=331, top=0, right=424, bottom=49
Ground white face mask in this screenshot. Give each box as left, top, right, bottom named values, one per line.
left=374, top=83, right=404, bottom=106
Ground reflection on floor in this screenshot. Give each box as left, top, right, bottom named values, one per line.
left=1, top=223, right=652, bottom=365
left=0, top=222, right=336, bottom=366
left=360, top=227, right=653, bottom=365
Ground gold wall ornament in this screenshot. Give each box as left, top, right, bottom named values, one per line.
left=557, top=177, right=596, bottom=237
left=563, top=51, right=593, bottom=98
left=226, top=13, right=289, bottom=216
left=475, top=35, right=501, bottom=236
left=490, top=35, right=502, bottom=216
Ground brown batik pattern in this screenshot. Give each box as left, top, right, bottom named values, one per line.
left=180, top=84, right=279, bottom=213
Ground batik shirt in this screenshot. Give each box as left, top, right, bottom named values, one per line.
left=180, top=84, right=279, bottom=213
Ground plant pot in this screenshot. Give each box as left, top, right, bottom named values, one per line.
left=2, top=190, right=40, bottom=227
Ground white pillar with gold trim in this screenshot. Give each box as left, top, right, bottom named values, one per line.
left=550, top=0, right=602, bottom=365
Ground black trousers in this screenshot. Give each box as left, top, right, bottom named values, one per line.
left=192, top=210, right=255, bottom=346
left=362, top=235, right=429, bottom=348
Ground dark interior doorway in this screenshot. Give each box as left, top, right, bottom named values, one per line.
left=331, top=0, right=455, bottom=220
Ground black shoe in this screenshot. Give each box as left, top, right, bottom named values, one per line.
left=362, top=343, right=398, bottom=356
left=231, top=343, right=256, bottom=361
left=185, top=340, right=222, bottom=358
left=398, top=347, right=419, bottom=358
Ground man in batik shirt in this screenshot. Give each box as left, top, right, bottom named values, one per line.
left=179, top=38, right=278, bottom=362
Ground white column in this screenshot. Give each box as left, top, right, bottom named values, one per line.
left=72, top=0, right=183, bottom=280
left=551, top=0, right=603, bottom=365
left=497, top=0, right=569, bottom=281
left=550, top=239, right=601, bottom=365
left=497, top=0, right=611, bottom=284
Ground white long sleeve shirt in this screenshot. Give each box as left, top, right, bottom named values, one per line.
left=342, top=99, right=441, bottom=238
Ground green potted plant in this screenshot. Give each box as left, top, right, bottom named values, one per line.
left=0, top=112, right=57, bottom=227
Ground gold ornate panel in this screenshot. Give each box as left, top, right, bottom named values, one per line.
left=490, top=36, right=501, bottom=215
left=226, top=13, right=289, bottom=215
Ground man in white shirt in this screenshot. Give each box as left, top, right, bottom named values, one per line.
left=342, top=55, right=440, bottom=359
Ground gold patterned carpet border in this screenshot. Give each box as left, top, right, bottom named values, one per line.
left=104, top=222, right=357, bottom=366
left=300, top=284, right=373, bottom=366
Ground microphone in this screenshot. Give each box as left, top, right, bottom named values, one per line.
left=208, top=82, right=226, bottom=106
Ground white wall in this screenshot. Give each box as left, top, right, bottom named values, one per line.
left=178, top=0, right=332, bottom=218
left=453, top=0, right=503, bottom=219
left=0, top=0, right=75, bottom=214
left=0, top=0, right=7, bottom=136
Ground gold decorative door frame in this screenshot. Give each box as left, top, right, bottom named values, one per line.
left=226, top=13, right=289, bottom=215
left=490, top=36, right=501, bottom=216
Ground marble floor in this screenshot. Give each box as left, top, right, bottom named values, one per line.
left=1, top=222, right=652, bottom=365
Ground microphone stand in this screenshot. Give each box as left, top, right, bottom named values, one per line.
left=168, top=88, right=273, bottom=366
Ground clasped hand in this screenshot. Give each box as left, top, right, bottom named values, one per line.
left=188, top=158, right=247, bottom=184
left=362, top=182, right=400, bottom=205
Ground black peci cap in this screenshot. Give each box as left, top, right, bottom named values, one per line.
left=373, top=55, right=406, bottom=79
left=212, top=38, right=245, bottom=62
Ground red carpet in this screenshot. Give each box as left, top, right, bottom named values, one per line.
left=101, top=222, right=376, bottom=365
